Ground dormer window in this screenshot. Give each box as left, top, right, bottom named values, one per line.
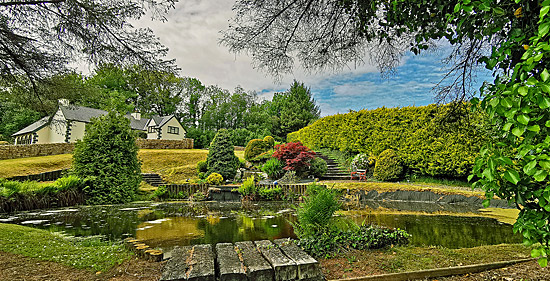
left=148, top=126, right=157, bottom=133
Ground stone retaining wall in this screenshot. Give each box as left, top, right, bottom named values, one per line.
left=136, top=139, right=194, bottom=149
left=0, top=143, right=75, bottom=160
left=0, top=138, right=194, bottom=160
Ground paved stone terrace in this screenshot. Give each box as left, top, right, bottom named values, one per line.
left=161, top=239, right=323, bottom=281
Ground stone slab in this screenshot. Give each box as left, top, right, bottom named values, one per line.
left=161, top=246, right=193, bottom=281
left=188, top=244, right=215, bottom=281
left=274, top=239, right=321, bottom=280
left=216, top=243, right=247, bottom=281
left=235, top=241, right=274, bottom=281
left=255, top=240, right=297, bottom=281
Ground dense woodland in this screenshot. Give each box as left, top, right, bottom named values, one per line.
left=0, top=65, right=320, bottom=147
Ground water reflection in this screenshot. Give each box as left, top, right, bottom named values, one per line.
left=0, top=201, right=522, bottom=252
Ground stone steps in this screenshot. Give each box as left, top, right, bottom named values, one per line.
left=161, top=239, right=322, bottom=281
left=142, top=173, right=166, bottom=187
left=316, top=152, right=351, bottom=181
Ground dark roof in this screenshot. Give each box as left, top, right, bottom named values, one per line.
left=146, top=115, right=175, bottom=129
left=60, top=105, right=107, bottom=123
left=157, top=115, right=174, bottom=128
left=125, top=114, right=149, bottom=131
left=12, top=116, right=50, bottom=136
left=13, top=105, right=164, bottom=136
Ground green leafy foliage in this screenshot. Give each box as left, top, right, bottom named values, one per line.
left=297, top=225, right=410, bottom=259
left=466, top=0, right=550, bottom=266
left=293, top=183, right=409, bottom=258
left=258, top=186, right=282, bottom=200
left=278, top=170, right=299, bottom=184
left=244, top=139, right=270, bottom=161
left=309, top=157, right=328, bottom=178
left=238, top=176, right=257, bottom=198
left=54, top=175, right=83, bottom=192
left=268, top=81, right=320, bottom=140
left=294, top=183, right=341, bottom=237
left=72, top=111, right=141, bottom=204
left=206, top=173, right=223, bottom=185
left=206, top=129, right=240, bottom=181
left=289, top=104, right=486, bottom=178
left=374, top=149, right=403, bottom=182
left=263, top=135, right=275, bottom=147
left=196, top=160, right=208, bottom=173
left=261, top=158, right=284, bottom=179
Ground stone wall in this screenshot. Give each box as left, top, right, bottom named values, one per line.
left=0, top=143, right=75, bottom=160
left=0, top=138, right=194, bottom=160
left=136, top=139, right=194, bottom=149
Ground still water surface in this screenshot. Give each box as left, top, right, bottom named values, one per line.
left=0, top=201, right=522, bottom=254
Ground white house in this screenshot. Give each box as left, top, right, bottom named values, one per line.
left=12, top=100, right=186, bottom=145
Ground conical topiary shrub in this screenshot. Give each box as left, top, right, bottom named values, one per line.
left=207, top=129, right=240, bottom=181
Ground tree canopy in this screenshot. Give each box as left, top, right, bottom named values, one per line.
left=223, top=0, right=550, bottom=266
left=1, top=0, right=176, bottom=98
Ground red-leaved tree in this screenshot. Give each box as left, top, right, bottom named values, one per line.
left=272, top=141, right=316, bottom=175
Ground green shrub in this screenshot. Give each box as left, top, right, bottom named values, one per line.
left=196, top=160, right=208, bottom=173
left=294, top=183, right=341, bottom=237
left=262, top=158, right=284, bottom=179
left=264, top=136, right=275, bottom=148
left=250, top=149, right=274, bottom=163
left=309, top=157, right=327, bottom=178
left=288, top=104, right=488, bottom=178
left=207, top=129, right=240, bottom=181
left=258, top=187, right=282, bottom=200
left=297, top=225, right=410, bottom=258
left=72, top=111, right=141, bottom=204
left=373, top=149, right=403, bottom=182
left=244, top=139, right=270, bottom=161
left=238, top=176, right=257, bottom=197
left=278, top=171, right=299, bottom=184
left=153, top=186, right=167, bottom=199
left=190, top=191, right=206, bottom=201
left=206, top=173, right=224, bottom=185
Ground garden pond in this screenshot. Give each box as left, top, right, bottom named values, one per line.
left=0, top=201, right=522, bottom=257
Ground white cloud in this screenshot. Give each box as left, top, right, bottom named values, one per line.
left=133, top=0, right=382, bottom=95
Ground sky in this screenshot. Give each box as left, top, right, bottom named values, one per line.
left=134, top=0, right=493, bottom=117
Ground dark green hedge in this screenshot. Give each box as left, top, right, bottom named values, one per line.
left=288, top=103, right=488, bottom=178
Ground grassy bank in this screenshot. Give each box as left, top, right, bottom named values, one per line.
left=323, top=180, right=485, bottom=198
left=0, top=223, right=131, bottom=272
left=320, top=243, right=533, bottom=280
left=0, top=149, right=246, bottom=183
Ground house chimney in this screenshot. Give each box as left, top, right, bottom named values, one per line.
left=131, top=112, right=141, bottom=120
left=58, top=99, right=69, bottom=106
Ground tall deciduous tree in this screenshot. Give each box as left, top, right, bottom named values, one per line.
left=1, top=0, right=176, bottom=100
left=222, top=0, right=550, bottom=266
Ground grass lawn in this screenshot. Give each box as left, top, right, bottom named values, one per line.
left=0, top=154, right=73, bottom=179
left=0, top=149, right=246, bottom=183
left=0, top=223, right=131, bottom=272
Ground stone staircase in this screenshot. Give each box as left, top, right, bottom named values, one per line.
left=316, top=152, right=350, bottom=180
left=141, top=173, right=166, bottom=187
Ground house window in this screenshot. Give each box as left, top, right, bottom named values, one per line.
left=167, top=126, right=179, bottom=135
left=148, top=126, right=157, bottom=133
